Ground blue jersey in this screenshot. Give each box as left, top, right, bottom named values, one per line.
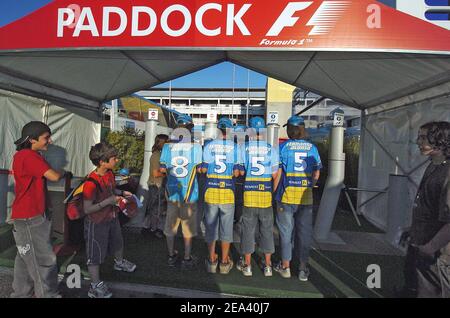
left=240, top=140, right=279, bottom=208
left=160, top=142, right=202, bottom=203
left=275, top=139, right=322, bottom=205
left=202, top=139, right=242, bottom=204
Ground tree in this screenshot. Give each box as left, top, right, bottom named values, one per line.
left=105, top=127, right=145, bottom=174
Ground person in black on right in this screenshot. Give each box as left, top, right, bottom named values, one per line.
left=400, top=121, right=450, bottom=298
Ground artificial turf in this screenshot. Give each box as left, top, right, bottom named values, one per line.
left=0, top=208, right=405, bottom=298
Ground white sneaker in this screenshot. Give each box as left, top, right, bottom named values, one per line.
left=205, top=258, right=218, bottom=273
left=114, top=259, right=137, bottom=272
left=219, top=259, right=234, bottom=274
left=274, top=262, right=291, bottom=278
left=298, top=268, right=310, bottom=282
left=264, top=265, right=273, bottom=277
left=88, top=281, right=113, bottom=298
left=237, top=259, right=252, bottom=277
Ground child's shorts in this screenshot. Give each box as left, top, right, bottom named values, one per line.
left=164, top=201, right=198, bottom=238
left=84, top=217, right=123, bottom=265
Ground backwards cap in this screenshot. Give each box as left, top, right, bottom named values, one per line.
left=14, top=121, right=51, bottom=146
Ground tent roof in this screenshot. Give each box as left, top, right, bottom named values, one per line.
left=0, top=0, right=449, bottom=111
left=1, top=50, right=449, bottom=111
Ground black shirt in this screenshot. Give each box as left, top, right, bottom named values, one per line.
left=410, top=159, right=450, bottom=245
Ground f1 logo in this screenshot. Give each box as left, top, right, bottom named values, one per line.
left=266, top=1, right=350, bottom=36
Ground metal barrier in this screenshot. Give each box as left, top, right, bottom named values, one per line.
left=0, top=169, right=11, bottom=224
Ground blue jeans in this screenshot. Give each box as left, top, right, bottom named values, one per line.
left=11, top=214, right=59, bottom=298
left=204, top=204, right=234, bottom=243
left=276, top=203, right=313, bottom=264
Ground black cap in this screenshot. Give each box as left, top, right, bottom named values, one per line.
left=14, top=121, right=51, bottom=146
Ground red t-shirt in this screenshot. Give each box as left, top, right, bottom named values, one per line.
left=83, top=170, right=117, bottom=224
left=11, top=149, right=50, bottom=219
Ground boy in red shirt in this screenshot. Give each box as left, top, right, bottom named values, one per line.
left=11, top=121, right=65, bottom=298
left=83, top=142, right=136, bottom=298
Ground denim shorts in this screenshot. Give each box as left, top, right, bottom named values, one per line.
left=240, top=207, right=275, bottom=255
left=204, top=203, right=235, bottom=243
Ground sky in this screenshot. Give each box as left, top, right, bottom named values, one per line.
left=0, top=0, right=52, bottom=27
left=0, top=0, right=401, bottom=89
left=154, top=62, right=267, bottom=89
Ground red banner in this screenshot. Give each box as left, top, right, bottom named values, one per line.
left=1, top=0, right=449, bottom=53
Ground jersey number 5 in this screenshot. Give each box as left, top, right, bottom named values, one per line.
left=214, top=155, right=227, bottom=174
left=251, top=156, right=265, bottom=176
left=294, top=152, right=307, bottom=172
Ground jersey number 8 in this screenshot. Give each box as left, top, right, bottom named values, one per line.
left=171, top=156, right=189, bottom=178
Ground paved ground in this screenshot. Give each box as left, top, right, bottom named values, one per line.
left=0, top=267, right=13, bottom=298
left=0, top=266, right=246, bottom=298
left=0, top=266, right=158, bottom=298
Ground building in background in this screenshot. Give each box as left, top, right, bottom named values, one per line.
left=136, top=87, right=266, bottom=128
left=266, top=78, right=361, bottom=139
left=104, top=78, right=361, bottom=135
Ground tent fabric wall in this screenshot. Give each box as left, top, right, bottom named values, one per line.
left=0, top=89, right=101, bottom=224
left=357, top=90, right=450, bottom=231
left=0, top=89, right=101, bottom=176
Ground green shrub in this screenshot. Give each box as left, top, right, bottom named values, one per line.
left=105, top=128, right=145, bottom=174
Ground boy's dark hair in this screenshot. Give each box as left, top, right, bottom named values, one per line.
left=287, top=124, right=308, bottom=140
left=89, top=142, right=118, bottom=166
left=152, top=134, right=169, bottom=153
left=420, top=121, right=450, bottom=158
left=15, top=121, right=51, bottom=151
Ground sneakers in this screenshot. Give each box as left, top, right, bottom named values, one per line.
left=114, top=259, right=137, bottom=272
left=263, top=265, right=273, bottom=277
left=219, top=259, right=234, bottom=274
left=236, top=257, right=245, bottom=271
left=181, top=255, right=197, bottom=269
left=205, top=258, right=218, bottom=273
left=240, top=264, right=253, bottom=277
left=168, top=251, right=179, bottom=267
left=88, top=281, right=112, bottom=298
left=274, top=262, right=291, bottom=278
left=236, top=258, right=252, bottom=277
left=298, top=268, right=310, bottom=282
